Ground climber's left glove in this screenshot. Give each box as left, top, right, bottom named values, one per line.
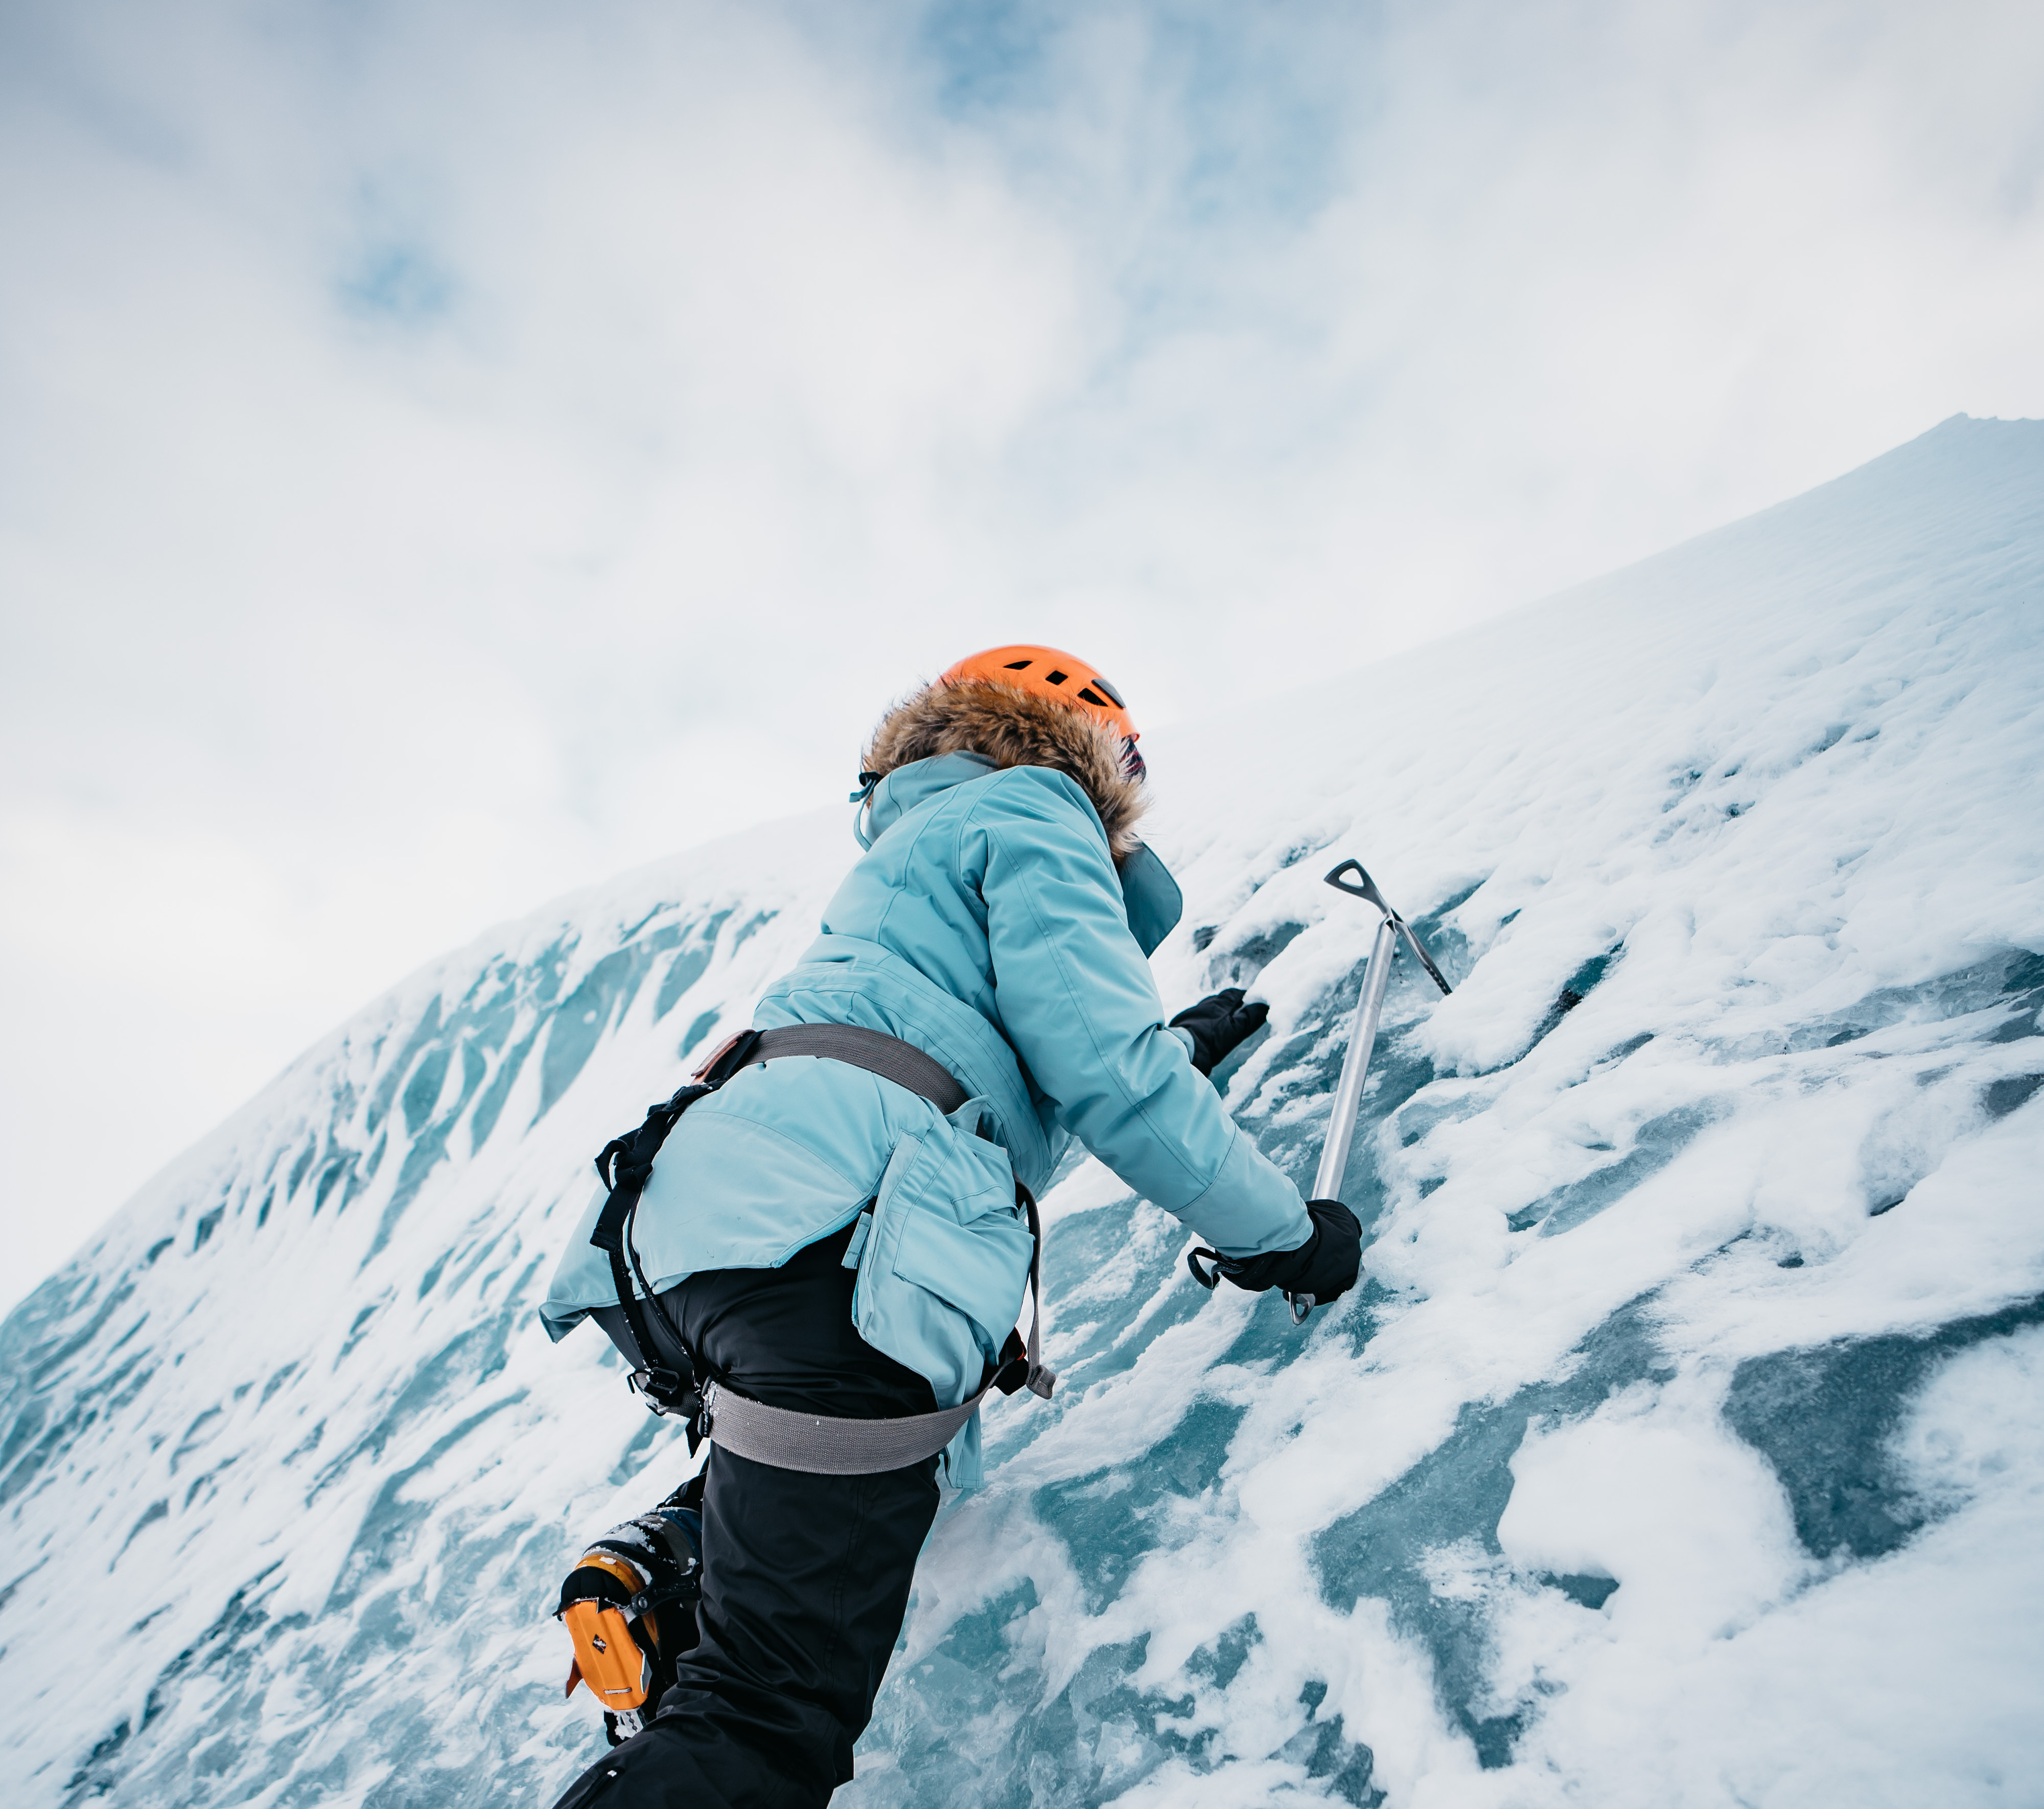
left=1170, top=988, right=1270, bottom=1077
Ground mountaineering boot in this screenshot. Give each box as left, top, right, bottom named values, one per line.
left=557, top=1478, right=705, bottom=1747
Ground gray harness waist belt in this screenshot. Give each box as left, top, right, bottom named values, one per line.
left=699, top=1377, right=997, bottom=1476
left=694, top=1022, right=1054, bottom=1477
left=747, top=1022, right=969, bottom=1114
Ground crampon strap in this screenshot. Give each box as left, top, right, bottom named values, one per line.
left=557, top=1478, right=704, bottom=1742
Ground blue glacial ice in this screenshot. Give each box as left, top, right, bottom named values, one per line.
left=4, top=414, right=2043, bottom=1807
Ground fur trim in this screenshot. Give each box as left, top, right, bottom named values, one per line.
left=862, top=680, right=1148, bottom=860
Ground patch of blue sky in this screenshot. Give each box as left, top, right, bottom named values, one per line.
left=0, top=5, right=191, bottom=171
left=919, top=0, right=1059, bottom=114
left=337, top=242, right=454, bottom=326
left=916, top=0, right=1365, bottom=233
left=1159, top=7, right=1374, bottom=228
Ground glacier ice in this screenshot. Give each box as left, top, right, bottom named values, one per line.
left=3, top=414, right=2042, bottom=1807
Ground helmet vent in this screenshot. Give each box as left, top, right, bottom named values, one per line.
left=935, top=645, right=1138, bottom=745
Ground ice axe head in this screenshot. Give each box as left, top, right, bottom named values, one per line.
left=1322, top=860, right=1453, bottom=998
left=1323, top=858, right=1392, bottom=917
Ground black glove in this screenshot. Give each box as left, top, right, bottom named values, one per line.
left=1170, top=987, right=1270, bottom=1077
left=1186, top=1199, right=1362, bottom=1304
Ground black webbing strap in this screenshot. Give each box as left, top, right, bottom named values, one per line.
left=587, top=1023, right=978, bottom=1418
left=590, top=1030, right=765, bottom=1413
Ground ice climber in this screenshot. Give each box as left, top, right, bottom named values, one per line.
left=539, top=645, right=1363, bottom=1808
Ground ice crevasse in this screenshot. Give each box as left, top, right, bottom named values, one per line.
left=2, top=414, right=2042, bottom=1808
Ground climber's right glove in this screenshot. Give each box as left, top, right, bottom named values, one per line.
left=1186, top=1198, right=1362, bottom=1304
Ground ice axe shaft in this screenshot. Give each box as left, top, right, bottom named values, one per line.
left=1285, top=860, right=1453, bottom=1326
left=1311, top=912, right=1400, bottom=1201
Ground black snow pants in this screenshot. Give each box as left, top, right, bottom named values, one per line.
left=552, top=1224, right=942, bottom=1809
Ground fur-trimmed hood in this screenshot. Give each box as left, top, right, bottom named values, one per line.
left=861, top=680, right=1147, bottom=860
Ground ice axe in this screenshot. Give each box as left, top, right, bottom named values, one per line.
left=1284, top=860, right=1454, bottom=1324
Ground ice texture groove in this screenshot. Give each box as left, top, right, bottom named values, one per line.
left=4, top=416, right=2044, bottom=1807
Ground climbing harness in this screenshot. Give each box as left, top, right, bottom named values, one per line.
left=588, top=1023, right=1054, bottom=1474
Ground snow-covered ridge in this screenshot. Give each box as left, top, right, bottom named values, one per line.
left=4, top=415, right=2041, bottom=1807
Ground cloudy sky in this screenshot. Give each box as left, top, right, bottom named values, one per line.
left=3, top=0, right=2040, bottom=1309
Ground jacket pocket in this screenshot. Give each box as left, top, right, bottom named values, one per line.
left=850, top=1123, right=1033, bottom=1407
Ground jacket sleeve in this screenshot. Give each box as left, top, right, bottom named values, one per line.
left=963, top=768, right=1312, bottom=1258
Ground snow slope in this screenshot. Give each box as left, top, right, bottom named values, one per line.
left=3, top=414, right=2041, bottom=1808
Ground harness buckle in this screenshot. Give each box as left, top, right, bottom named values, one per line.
left=629, top=1367, right=696, bottom=1417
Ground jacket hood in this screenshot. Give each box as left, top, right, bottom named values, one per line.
left=857, top=751, right=999, bottom=849
left=861, top=680, right=1148, bottom=862
left=851, top=747, right=1184, bottom=957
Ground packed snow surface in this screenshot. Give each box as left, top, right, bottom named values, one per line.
left=4, top=415, right=2042, bottom=1808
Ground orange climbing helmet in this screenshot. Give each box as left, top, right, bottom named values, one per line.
left=939, top=645, right=1144, bottom=776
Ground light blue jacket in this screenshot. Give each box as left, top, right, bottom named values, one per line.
left=542, top=752, right=1311, bottom=1481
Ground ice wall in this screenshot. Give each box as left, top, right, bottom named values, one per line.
left=3, top=415, right=2041, bottom=1808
